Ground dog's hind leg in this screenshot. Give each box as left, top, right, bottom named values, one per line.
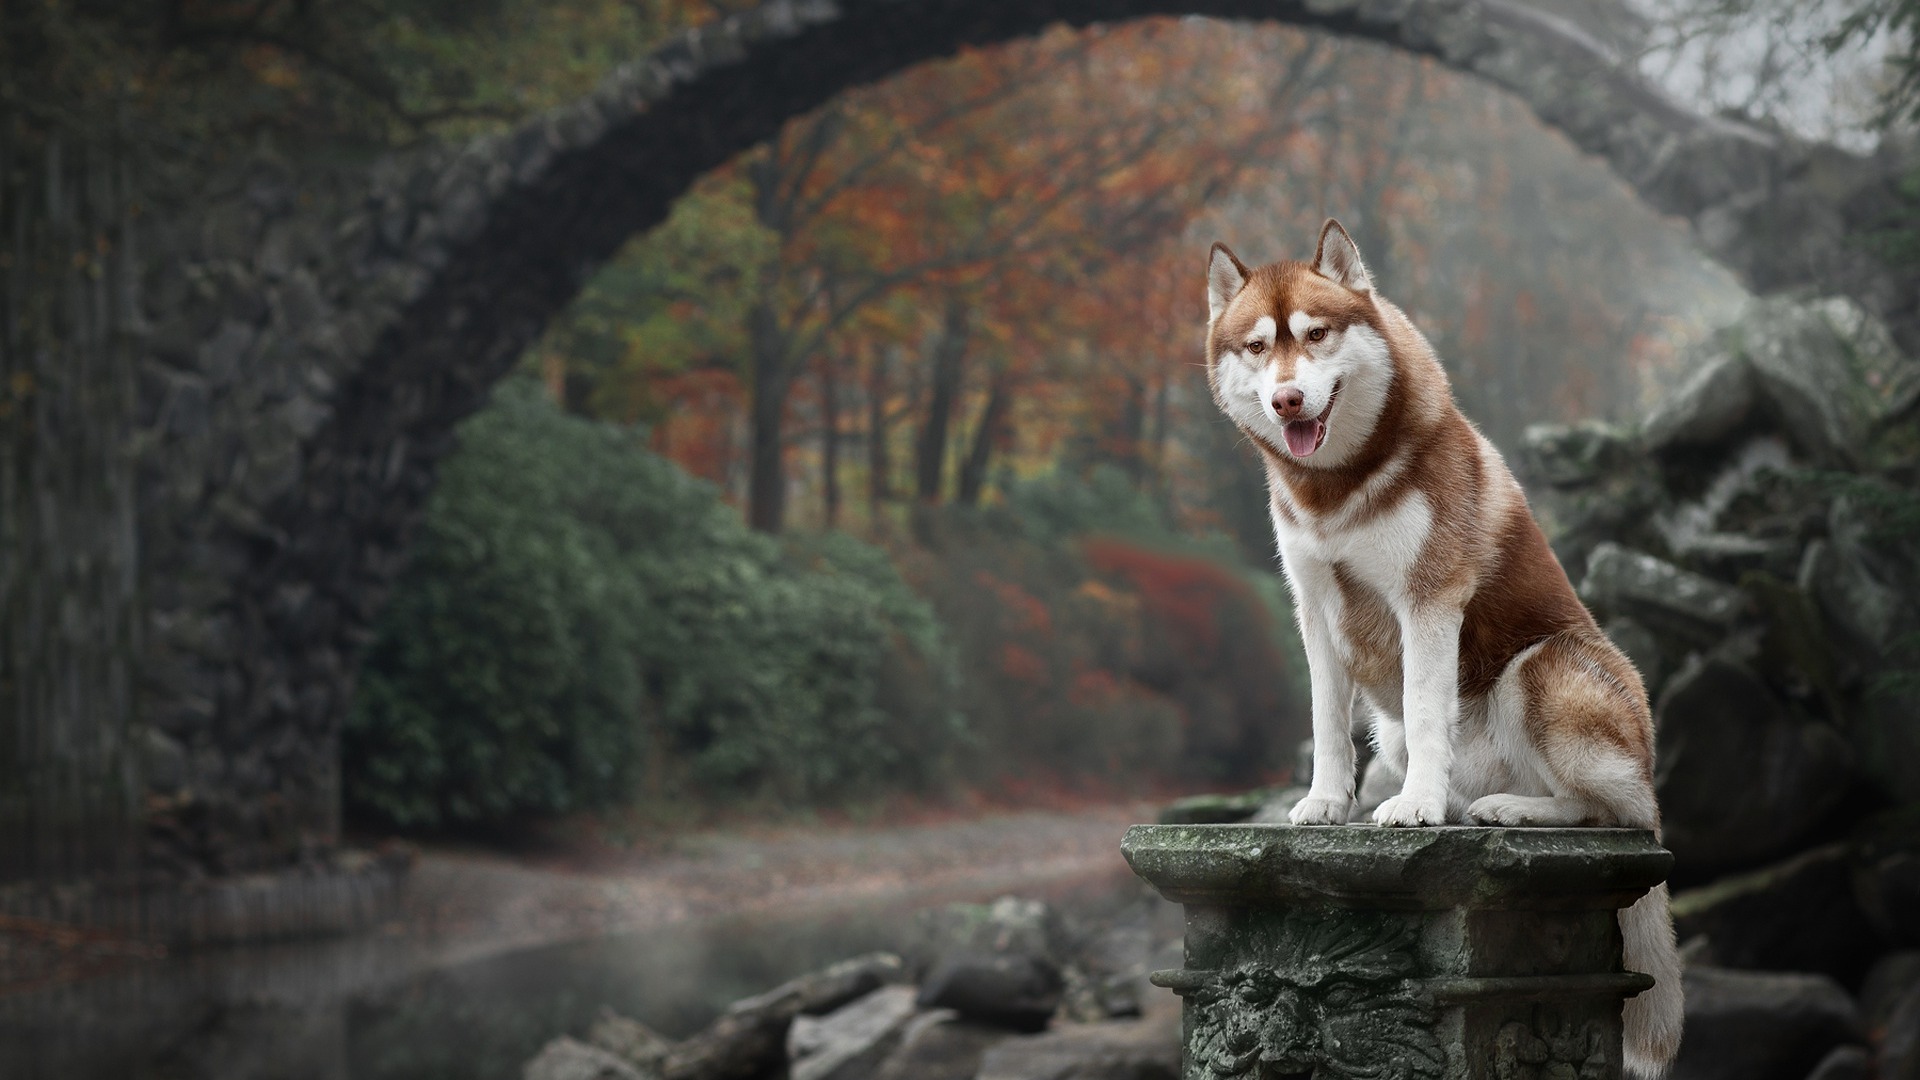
left=1468, top=633, right=1684, bottom=1077
left=1467, top=634, right=1657, bottom=829
left=1465, top=792, right=1592, bottom=826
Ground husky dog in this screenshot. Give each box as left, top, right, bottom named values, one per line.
left=1204, top=220, right=1682, bottom=1077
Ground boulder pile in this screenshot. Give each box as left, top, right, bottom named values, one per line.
left=1523, top=300, right=1920, bottom=1026
left=1544, top=295, right=1920, bottom=1080
left=520, top=895, right=1178, bottom=1080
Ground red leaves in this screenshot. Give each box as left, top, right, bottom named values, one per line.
left=974, top=568, right=1052, bottom=635
left=1080, top=536, right=1257, bottom=653
left=647, top=369, right=744, bottom=486
left=1000, top=643, right=1048, bottom=685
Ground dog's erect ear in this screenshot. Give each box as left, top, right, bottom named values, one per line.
left=1312, top=219, right=1373, bottom=292
left=1207, top=242, right=1250, bottom=323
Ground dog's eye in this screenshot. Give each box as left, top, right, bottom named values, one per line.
left=1307, top=327, right=1327, bottom=343
left=1245, top=341, right=1266, bottom=355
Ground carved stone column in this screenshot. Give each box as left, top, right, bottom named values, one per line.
left=1122, top=825, right=1672, bottom=1080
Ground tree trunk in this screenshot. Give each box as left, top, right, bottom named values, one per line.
left=866, top=346, right=892, bottom=516
left=1119, top=373, right=1148, bottom=487
left=1148, top=373, right=1171, bottom=508
left=0, top=122, right=142, bottom=882
left=913, top=299, right=970, bottom=503
left=957, top=368, right=1011, bottom=506
left=746, top=302, right=790, bottom=533
left=818, top=354, right=842, bottom=529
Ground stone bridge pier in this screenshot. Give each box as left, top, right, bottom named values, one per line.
left=1124, top=825, right=1673, bottom=1080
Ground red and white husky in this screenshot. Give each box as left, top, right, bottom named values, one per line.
left=1204, top=220, right=1682, bottom=1077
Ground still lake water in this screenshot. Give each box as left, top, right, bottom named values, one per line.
left=0, top=867, right=1154, bottom=1080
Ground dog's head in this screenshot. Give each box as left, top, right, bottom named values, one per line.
left=1204, top=219, right=1395, bottom=467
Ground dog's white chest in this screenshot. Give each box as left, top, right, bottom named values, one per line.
left=1275, top=488, right=1433, bottom=600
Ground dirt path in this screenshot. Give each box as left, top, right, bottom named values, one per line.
left=399, top=800, right=1160, bottom=965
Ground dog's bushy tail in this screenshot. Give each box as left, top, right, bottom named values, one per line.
left=1621, top=880, right=1683, bottom=1078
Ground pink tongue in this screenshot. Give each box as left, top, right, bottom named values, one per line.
left=1284, top=419, right=1324, bottom=458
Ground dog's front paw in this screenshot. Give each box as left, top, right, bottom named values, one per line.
left=1372, top=794, right=1447, bottom=827
left=1288, top=794, right=1353, bottom=826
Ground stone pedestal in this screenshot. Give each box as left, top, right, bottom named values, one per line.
left=1122, top=825, right=1671, bottom=1080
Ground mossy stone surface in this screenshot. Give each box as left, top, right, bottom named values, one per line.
left=1123, top=824, right=1673, bottom=1079
left=1123, top=824, right=1670, bottom=911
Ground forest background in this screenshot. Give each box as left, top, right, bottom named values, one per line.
left=8, top=0, right=1780, bottom=836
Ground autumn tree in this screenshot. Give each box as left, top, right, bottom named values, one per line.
left=547, top=19, right=1336, bottom=531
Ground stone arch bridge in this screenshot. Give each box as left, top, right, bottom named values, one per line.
left=11, top=0, right=1914, bottom=878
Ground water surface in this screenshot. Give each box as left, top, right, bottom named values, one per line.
left=0, top=866, right=1150, bottom=1080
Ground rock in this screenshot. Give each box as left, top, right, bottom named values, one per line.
left=1125, top=822, right=1671, bottom=909
left=1849, top=688, right=1920, bottom=807
left=1059, top=965, right=1142, bottom=1023
left=974, top=1011, right=1180, bottom=1080
left=1877, top=975, right=1920, bottom=1080
left=1655, top=658, right=1856, bottom=875
left=1580, top=542, right=1749, bottom=644
left=1643, top=346, right=1759, bottom=454
left=661, top=952, right=903, bottom=1080
left=1604, top=616, right=1666, bottom=697
left=871, top=1013, right=1008, bottom=1080
left=161, top=372, right=213, bottom=439
left=1739, top=295, right=1920, bottom=468
left=1529, top=459, right=1669, bottom=575
left=786, top=986, right=919, bottom=1080
left=524, top=1037, right=650, bottom=1080
left=1521, top=420, right=1637, bottom=487
left=1861, top=951, right=1920, bottom=1035
left=916, top=953, right=1064, bottom=1033
left=1670, top=844, right=1883, bottom=984
left=1806, top=1046, right=1873, bottom=1080
left=1855, top=812, right=1920, bottom=946
left=1746, top=572, right=1842, bottom=707
left=1156, top=789, right=1273, bottom=825
left=909, top=897, right=1059, bottom=971
left=1799, top=494, right=1920, bottom=804
left=143, top=727, right=190, bottom=793
left=1799, top=496, right=1918, bottom=659
left=197, top=320, right=257, bottom=381
left=1652, top=437, right=1801, bottom=574
left=588, top=1012, right=671, bottom=1073
left=1672, top=967, right=1864, bottom=1080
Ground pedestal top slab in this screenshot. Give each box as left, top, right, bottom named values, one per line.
left=1122, top=824, right=1671, bottom=910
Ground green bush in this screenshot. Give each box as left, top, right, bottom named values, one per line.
left=345, top=380, right=958, bottom=828
left=999, top=464, right=1173, bottom=547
